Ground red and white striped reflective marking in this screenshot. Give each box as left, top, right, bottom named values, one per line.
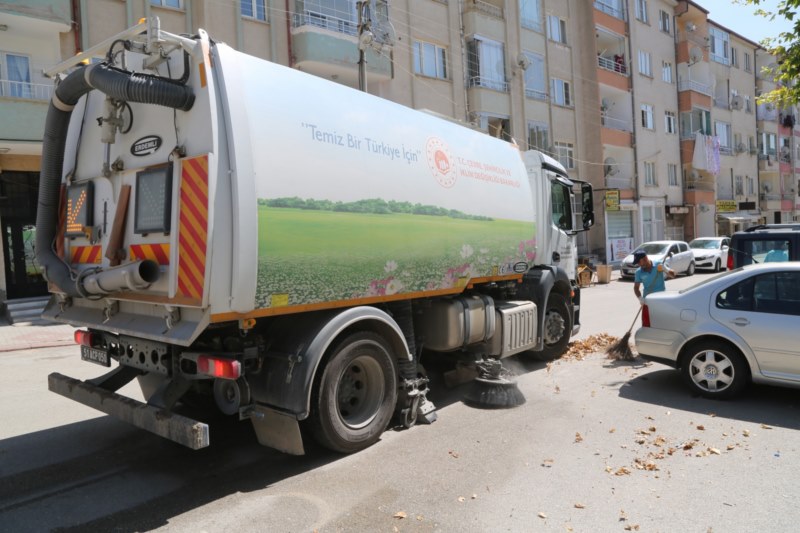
left=177, top=155, right=209, bottom=301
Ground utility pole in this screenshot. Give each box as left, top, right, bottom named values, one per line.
left=357, top=0, right=372, bottom=92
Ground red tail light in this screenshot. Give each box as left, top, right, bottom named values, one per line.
left=197, top=356, right=241, bottom=379
left=641, top=305, right=651, bottom=327
left=74, top=329, right=95, bottom=347
left=727, top=253, right=733, bottom=270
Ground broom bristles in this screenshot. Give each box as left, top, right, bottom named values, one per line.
left=605, top=331, right=635, bottom=361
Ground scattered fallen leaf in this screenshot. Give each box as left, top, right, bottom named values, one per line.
left=555, top=385, right=561, bottom=393
left=449, top=450, right=460, bottom=459
left=654, top=436, right=667, bottom=447
left=609, top=428, right=616, bottom=433
left=574, top=503, right=586, bottom=509
left=605, top=466, right=613, bottom=473
left=542, top=458, right=555, bottom=467
left=457, top=496, right=466, bottom=503
left=727, top=444, right=736, bottom=451
left=538, top=512, right=547, bottom=519
left=634, top=437, right=647, bottom=445
left=697, top=425, right=705, bottom=431
left=416, top=515, right=424, bottom=521
left=565, top=333, right=617, bottom=360
left=649, top=426, right=657, bottom=432
left=743, top=430, right=750, bottom=437
left=393, top=511, right=407, bottom=519
left=619, top=509, right=628, bottom=521
left=646, top=416, right=655, bottom=421
left=471, top=494, right=477, bottom=500
left=761, top=424, right=773, bottom=430
left=575, top=432, right=584, bottom=443
left=624, top=525, right=640, bottom=531
left=709, top=448, right=721, bottom=455
left=615, top=466, right=631, bottom=476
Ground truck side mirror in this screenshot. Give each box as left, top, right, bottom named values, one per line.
left=581, top=182, right=594, bottom=230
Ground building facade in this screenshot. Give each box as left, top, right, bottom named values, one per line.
left=1, top=0, right=798, bottom=308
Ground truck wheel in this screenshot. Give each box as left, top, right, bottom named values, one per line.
left=530, top=293, right=571, bottom=361
left=309, top=332, right=398, bottom=454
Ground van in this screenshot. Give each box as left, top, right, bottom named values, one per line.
left=728, top=224, right=800, bottom=269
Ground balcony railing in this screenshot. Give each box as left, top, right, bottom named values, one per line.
left=601, top=115, right=633, bottom=132
left=719, top=145, right=733, bottom=155
left=292, top=11, right=357, bottom=37
left=713, top=96, right=729, bottom=109
left=525, top=88, right=548, bottom=100
left=465, top=0, right=503, bottom=19
left=677, top=79, right=712, bottom=96
left=594, top=1, right=626, bottom=20
left=468, top=76, right=508, bottom=92
left=0, top=80, right=53, bottom=101
left=598, top=55, right=628, bottom=75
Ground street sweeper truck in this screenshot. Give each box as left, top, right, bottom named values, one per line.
left=38, top=18, right=594, bottom=455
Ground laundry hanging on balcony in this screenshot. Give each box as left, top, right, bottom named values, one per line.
left=692, top=132, right=721, bottom=176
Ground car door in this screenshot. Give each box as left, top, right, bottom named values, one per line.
left=711, top=270, right=800, bottom=381
left=678, top=242, right=693, bottom=272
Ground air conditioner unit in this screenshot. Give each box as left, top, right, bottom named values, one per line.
left=730, top=95, right=743, bottom=110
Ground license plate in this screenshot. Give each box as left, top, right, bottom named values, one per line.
left=81, top=345, right=110, bottom=367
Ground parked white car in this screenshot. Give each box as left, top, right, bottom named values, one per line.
left=635, top=263, right=800, bottom=398
left=620, top=240, right=694, bottom=279
left=689, top=236, right=730, bottom=272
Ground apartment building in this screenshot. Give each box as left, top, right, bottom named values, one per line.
left=0, top=1, right=70, bottom=302
left=0, top=0, right=795, bottom=307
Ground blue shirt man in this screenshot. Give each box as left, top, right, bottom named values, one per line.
left=633, top=250, right=675, bottom=304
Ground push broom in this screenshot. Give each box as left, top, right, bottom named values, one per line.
left=606, top=263, right=661, bottom=361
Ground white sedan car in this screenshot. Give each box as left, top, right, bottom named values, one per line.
left=620, top=240, right=695, bottom=279
left=635, top=263, right=800, bottom=398
left=689, top=236, right=730, bottom=272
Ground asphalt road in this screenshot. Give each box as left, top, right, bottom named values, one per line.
left=1, top=270, right=798, bottom=532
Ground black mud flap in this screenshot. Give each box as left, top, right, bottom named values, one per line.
left=48, top=372, right=209, bottom=449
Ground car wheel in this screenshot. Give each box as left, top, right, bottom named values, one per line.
left=714, top=259, right=721, bottom=273
left=685, top=261, right=695, bottom=276
left=680, top=340, right=749, bottom=399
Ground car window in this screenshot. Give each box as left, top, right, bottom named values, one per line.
left=638, top=243, right=669, bottom=254
left=739, top=239, right=791, bottom=265
left=716, top=277, right=754, bottom=311
left=679, top=243, right=688, bottom=252
left=753, top=272, right=800, bottom=315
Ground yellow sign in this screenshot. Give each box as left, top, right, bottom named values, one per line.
left=716, top=200, right=736, bottom=213
left=605, top=190, right=620, bottom=211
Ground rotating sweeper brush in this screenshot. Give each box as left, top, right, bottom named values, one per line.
left=462, top=359, right=526, bottom=409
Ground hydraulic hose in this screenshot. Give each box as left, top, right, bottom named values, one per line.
left=36, top=62, right=195, bottom=297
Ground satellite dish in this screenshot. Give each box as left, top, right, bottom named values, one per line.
left=604, top=157, right=619, bottom=176
left=601, top=98, right=613, bottom=110
left=689, top=46, right=703, bottom=64
left=516, top=53, right=532, bottom=71
left=762, top=182, right=773, bottom=192
left=686, top=22, right=697, bottom=32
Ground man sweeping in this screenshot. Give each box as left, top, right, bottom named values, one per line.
left=607, top=250, right=675, bottom=360
left=633, top=250, right=675, bottom=305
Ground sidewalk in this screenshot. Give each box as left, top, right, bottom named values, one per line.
left=0, top=318, right=76, bottom=353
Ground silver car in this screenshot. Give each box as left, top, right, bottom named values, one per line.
left=688, top=236, right=730, bottom=272
left=635, top=263, right=800, bottom=398
left=620, top=240, right=695, bottom=279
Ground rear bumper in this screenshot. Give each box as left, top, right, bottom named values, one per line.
left=48, top=372, right=209, bottom=449
left=633, top=327, right=686, bottom=365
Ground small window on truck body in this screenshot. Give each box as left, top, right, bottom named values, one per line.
left=134, top=165, right=172, bottom=234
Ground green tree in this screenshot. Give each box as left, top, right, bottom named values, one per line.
left=741, top=0, right=800, bottom=106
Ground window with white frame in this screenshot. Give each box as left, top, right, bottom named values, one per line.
left=523, top=51, right=546, bottom=99
left=547, top=16, right=567, bottom=44
left=661, top=60, right=672, bottom=83
left=664, top=111, right=676, bottom=134
left=644, top=161, right=656, bottom=186
left=550, top=78, right=571, bottom=106
left=759, top=131, right=777, bottom=156
left=658, top=10, right=671, bottom=33
left=709, top=26, right=730, bottom=65
left=554, top=141, right=574, bottom=169
left=731, top=47, right=738, bottom=67
left=241, top=0, right=265, bottom=19
left=638, top=50, right=652, bottom=76
left=715, top=121, right=732, bottom=151
left=745, top=94, right=752, bottom=113
left=414, top=40, right=447, bottom=79
left=528, top=121, right=549, bottom=152
left=0, top=52, right=31, bottom=98
left=635, top=0, right=648, bottom=23
left=467, top=37, right=507, bottom=91
left=735, top=175, right=744, bottom=196
left=744, top=52, right=752, bottom=71
left=151, top=0, right=182, bottom=7
left=746, top=175, right=755, bottom=195
left=520, top=0, right=543, bottom=32
left=641, top=103, right=654, bottom=129
left=668, top=163, right=678, bottom=186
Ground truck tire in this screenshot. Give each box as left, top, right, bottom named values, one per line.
left=309, top=331, right=398, bottom=454
left=530, top=293, right=571, bottom=361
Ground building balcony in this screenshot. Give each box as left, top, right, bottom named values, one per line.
left=291, top=12, right=392, bottom=85
left=464, top=0, right=504, bottom=19
left=598, top=55, right=628, bottom=75
left=758, top=154, right=779, bottom=171
left=760, top=194, right=782, bottom=211
left=0, top=89, right=50, bottom=146
left=601, top=125, right=633, bottom=147
left=678, top=79, right=712, bottom=96
left=606, top=175, right=633, bottom=190
left=594, top=1, right=626, bottom=20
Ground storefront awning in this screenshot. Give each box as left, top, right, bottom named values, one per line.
left=717, top=213, right=759, bottom=223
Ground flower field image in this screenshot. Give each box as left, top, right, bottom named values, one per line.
left=255, top=204, right=536, bottom=309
